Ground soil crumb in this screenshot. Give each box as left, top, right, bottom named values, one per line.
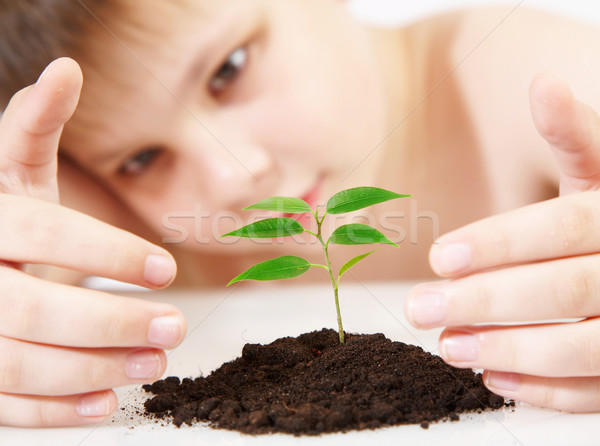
left=142, top=329, right=510, bottom=435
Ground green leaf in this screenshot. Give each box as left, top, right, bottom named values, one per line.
left=221, top=218, right=304, bottom=239
left=243, top=197, right=313, bottom=214
left=326, top=187, right=410, bottom=215
left=328, top=224, right=398, bottom=247
left=227, top=256, right=311, bottom=285
left=338, top=250, right=376, bottom=278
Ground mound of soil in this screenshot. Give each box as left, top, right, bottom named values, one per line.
left=142, top=329, right=509, bottom=435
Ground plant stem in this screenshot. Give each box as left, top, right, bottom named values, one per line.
left=315, top=212, right=345, bottom=344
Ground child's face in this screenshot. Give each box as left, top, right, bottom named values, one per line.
left=61, top=0, right=389, bottom=252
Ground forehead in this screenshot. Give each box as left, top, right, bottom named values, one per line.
left=61, top=0, right=245, bottom=157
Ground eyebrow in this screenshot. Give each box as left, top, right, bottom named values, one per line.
left=78, top=47, right=213, bottom=168
left=83, top=63, right=213, bottom=168
left=180, top=41, right=212, bottom=95
left=80, top=10, right=231, bottom=167
left=87, top=146, right=129, bottom=166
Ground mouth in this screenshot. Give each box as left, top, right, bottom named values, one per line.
left=283, top=177, right=323, bottom=219
left=299, top=177, right=323, bottom=209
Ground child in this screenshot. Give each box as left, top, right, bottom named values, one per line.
left=1, top=0, right=600, bottom=427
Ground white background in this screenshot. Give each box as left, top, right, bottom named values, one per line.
left=348, top=0, right=600, bottom=26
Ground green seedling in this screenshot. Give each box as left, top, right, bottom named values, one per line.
left=222, top=187, right=410, bottom=344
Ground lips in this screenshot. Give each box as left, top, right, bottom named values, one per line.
left=283, top=177, right=322, bottom=220
left=299, top=177, right=322, bottom=209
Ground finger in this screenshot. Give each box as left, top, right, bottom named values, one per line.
left=530, top=71, right=600, bottom=195
left=429, top=191, right=600, bottom=277
left=406, top=254, right=600, bottom=328
left=0, top=390, right=117, bottom=427
left=483, top=371, right=600, bottom=413
left=0, top=336, right=166, bottom=395
left=438, top=319, right=600, bottom=377
left=0, top=268, right=186, bottom=349
left=0, top=194, right=177, bottom=288
left=0, top=58, right=82, bottom=202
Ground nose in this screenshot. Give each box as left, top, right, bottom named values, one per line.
left=183, top=124, right=276, bottom=207
left=204, top=141, right=274, bottom=205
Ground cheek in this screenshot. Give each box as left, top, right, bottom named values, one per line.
left=122, top=181, right=264, bottom=253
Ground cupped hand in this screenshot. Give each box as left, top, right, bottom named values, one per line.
left=405, top=71, right=600, bottom=412
left=0, top=58, right=186, bottom=427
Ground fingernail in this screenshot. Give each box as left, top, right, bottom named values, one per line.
left=148, top=315, right=182, bottom=347
left=485, top=371, right=519, bottom=391
left=144, top=254, right=175, bottom=287
left=434, top=243, right=472, bottom=275
left=408, top=292, right=448, bottom=326
left=76, top=391, right=110, bottom=417
left=126, top=350, right=162, bottom=380
left=441, top=332, right=479, bottom=362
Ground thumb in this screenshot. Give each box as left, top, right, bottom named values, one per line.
left=530, top=71, right=600, bottom=196
left=0, top=57, right=83, bottom=202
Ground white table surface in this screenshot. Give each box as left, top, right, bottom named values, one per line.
left=1, top=281, right=598, bottom=446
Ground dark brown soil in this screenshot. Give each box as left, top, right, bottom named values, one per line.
left=142, top=329, right=510, bottom=435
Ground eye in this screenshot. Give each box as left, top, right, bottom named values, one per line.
left=209, top=47, right=247, bottom=96
left=118, top=146, right=163, bottom=176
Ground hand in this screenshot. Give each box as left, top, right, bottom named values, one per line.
left=405, top=71, right=600, bottom=412
left=0, top=58, right=186, bottom=427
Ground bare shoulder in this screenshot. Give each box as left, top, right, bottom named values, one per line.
left=447, top=6, right=600, bottom=131
left=449, top=7, right=600, bottom=73
left=429, top=7, right=600, bottom=209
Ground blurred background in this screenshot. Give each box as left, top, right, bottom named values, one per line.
left=348, top=0, right=600, bottom=25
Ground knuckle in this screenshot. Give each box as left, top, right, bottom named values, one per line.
left=533, top=376, right=600, bottom=412
left=1, top=199, right=59, bottom=253
left=469, top=282, right=494, bottom=321
left=103, top=303, right=132, bottom=345
left=87, top=356, right=111, bottom=391
left=1, top=87, right=28, bottom=117
left=538, top=382, right=558, bottom=409
left=487, top=225, right=511, bottom=264
left=8, top=86, right=28, bottom=104
left=0, top=341, right=23, bottom=392
left=552, top=267, right=597, bottom=316
left=1, top=285, right=42, bottom=342
left=573, top=334, right=600, bottom=375
left=556, top=202, right=595, bottom=250
left=587, top=380, right=600, bottom=411
left=36, top=400, right=57, bottom=427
